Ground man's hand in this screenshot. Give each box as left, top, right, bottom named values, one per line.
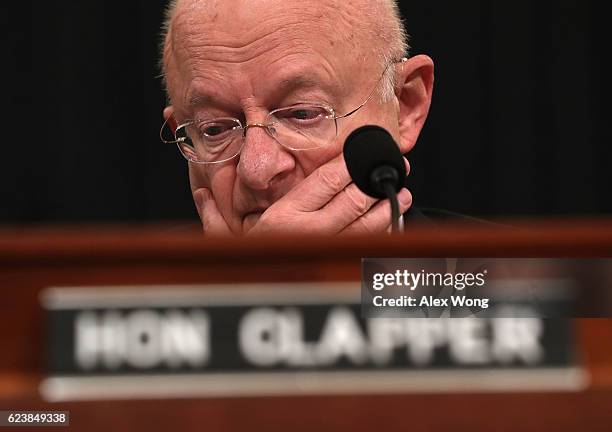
left=193, top=188, right=233, bottom=236
left=195, top=154, right=412, bottom=235
left=249, top=154, right=412, bottom=235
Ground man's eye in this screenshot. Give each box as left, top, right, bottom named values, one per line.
left=288, top=108, right=323, bottom=121
left=200, top=123, right=234, bottom=139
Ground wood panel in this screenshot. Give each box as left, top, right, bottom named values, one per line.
left=1, top=220, right=611, bottom=431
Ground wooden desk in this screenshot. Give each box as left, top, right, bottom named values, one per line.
left=1, top=221, right=612, bottom=431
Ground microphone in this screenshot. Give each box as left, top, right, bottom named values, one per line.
left=343, top=125, right=406, bottom=233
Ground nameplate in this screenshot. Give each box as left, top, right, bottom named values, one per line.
left=40, top=284, right=586, bottom=401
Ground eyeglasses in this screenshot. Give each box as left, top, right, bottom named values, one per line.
left=160, top=57, right=407, bottom=164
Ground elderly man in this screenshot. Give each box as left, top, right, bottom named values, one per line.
left=160, top=0, right=434, bottom=235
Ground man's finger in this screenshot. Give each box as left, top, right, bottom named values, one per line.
left=340, top=188, right=412, bottom=235
left=193, top=188, right=233, bottom=235
left=285, top=154, right=410, bottom=213
left=282, top=153, right=352, bottom=212
left=317, top=155, right=411, bottom=230
left=320, top=183, right=380, bottom=231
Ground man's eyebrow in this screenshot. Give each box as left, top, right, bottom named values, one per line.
left=278, top=75, right=323, bottom=90
left=276, top=72, right=340, bottom=98
left=185, top=73, right=335, bottom=109
left=185, top=92, right=236, bottom=114
left=187, top=93, right=213, bottom=109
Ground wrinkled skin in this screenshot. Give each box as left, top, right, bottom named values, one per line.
left=163, top=0, right=434, bottom=235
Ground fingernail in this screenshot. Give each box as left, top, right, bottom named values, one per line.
left=398, top=188, right=412, bottom=206
left=403, top=157, right=410, bottom=175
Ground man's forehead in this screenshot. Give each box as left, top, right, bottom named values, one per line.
left=164, top=0, right=392, bottom=109
left=167, top=2, right=374, bottom=84
left=173, top=0, right=344, bottom=19
left=169, top=0, right=372, bottom=47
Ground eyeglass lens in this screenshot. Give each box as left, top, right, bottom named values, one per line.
left=177, top=104, right=337, bottom=164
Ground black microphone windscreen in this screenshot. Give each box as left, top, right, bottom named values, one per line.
left=343, top=125, right=406, bottom=198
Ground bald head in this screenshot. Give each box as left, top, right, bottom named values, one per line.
left=159, top=0, right=409, bottom=101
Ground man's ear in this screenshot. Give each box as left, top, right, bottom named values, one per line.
left=163, top=106, right=178, bottom=132
left=395, top=55, right=434, bottom=153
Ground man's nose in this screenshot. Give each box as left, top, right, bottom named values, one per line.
left=236, top=125, right=295, bottom=191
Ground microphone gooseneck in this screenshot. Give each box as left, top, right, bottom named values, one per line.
left=343, top=125, right=406, bottom=234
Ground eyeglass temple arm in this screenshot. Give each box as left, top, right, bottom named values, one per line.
left=334, top=57, right=408, bottom=120
left=159, top=117, right=188, bottom=145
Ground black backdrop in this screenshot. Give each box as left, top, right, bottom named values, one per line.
left=2, top=1, right=610, bottom=223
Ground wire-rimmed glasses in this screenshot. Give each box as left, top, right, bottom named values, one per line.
left=160, top=57, right=407, bottom=164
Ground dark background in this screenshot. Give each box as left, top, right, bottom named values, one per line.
left=2, top=1, right=610, bottom=223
